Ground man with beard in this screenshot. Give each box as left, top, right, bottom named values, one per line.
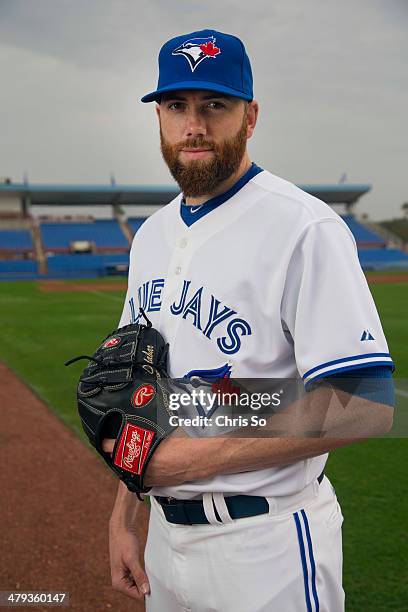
left=106, top=29, right=394, bottom=611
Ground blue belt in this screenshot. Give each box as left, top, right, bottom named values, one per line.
left=155, top=471, right=325, bottom=525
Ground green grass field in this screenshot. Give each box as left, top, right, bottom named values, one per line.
left=0, top=277, right=407, bottom=611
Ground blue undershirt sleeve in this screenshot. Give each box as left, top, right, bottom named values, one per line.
left=321, top=365, right=395, bottom=407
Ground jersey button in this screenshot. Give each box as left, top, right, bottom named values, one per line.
left=175, top=266, right=182, bottom=275
left=179, top=238, right=188, bottom=248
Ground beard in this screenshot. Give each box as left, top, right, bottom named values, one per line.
left=160, top=112, right=248, bottom=198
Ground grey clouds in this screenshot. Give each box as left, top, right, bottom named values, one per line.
left=0, top=0, right=407, bottom=219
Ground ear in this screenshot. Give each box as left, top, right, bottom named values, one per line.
left=155, top=103, right=161, bottom=120
left=246, top=100, right=259, bottom=139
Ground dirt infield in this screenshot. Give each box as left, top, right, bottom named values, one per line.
left=366, top=272, right=408, bottom=284
left=36, top=273, right=408, bottom=295
left=38, top=281, right=127, bottom=293
left=0, top=363, right=148, bottom=612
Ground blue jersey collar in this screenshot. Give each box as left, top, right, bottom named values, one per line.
left=180, top=162, right=263, bottom=227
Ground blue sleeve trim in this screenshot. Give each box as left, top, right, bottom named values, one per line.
left=302, top=353, right=395, bottom=383
left=303, top=353, right=393, bottom=381
left=305, top=361, right=394, bottom=388
left=307, top=365, right=395, bottom=407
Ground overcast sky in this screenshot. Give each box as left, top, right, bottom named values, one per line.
left=0, top=0, right=406, bottom=220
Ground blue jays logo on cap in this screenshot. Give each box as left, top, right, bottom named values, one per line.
left=140, top=29, right=254, bottom=103
left=172, top=36, right=221, bottom=72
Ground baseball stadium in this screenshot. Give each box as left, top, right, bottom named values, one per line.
left=0, top=179, right=407, bottom=612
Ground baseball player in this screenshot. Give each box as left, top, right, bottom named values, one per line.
left=106, top=29, right=395, bottom=611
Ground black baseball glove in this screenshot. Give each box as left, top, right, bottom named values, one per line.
left=65, top=312, right=178, bottom=497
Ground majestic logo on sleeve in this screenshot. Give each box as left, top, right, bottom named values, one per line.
left=172, top=36, right=221, bottom=72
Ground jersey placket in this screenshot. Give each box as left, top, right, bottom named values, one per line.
left=157, top=216, right=199, bottom=349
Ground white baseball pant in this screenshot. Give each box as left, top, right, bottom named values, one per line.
left=144, top=476, right=344, bottom=612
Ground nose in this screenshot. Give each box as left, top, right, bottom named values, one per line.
left=184, top=107, right=207, bottom=139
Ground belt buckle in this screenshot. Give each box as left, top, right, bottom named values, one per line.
left=154, top=496, right=174, bottom=506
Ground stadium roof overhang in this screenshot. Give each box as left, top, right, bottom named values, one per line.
left=299, top=184, right=371, bottom=205
left=0, top=183, right=371, bottom=206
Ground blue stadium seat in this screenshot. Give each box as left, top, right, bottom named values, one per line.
left=45, top=252, right=130, bottom=278
left=0, top=229, right=33, bottom=250
left=0, top=259, right=37, bottom=279
left=101, top=252, right=129, bottom=275
left=40, top=219, right=128, bottom=249
left=341, top=215, right=384, bottom=245
left=101, top=253, right=129, bottom=265
left=358, top=248, right=408, bottom=270
left=128, top=218, right=146, bottom=235
left=46, top=254, right=103, bottom=278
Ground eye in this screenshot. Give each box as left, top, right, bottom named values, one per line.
left=166, top=102, right=185, bottom=111
left=206, top=101, right=225, bottom=110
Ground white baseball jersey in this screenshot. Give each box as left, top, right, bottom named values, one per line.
left=119, top=164, right=393, bottom=499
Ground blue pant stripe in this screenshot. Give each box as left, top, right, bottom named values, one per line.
left=293, top=512, right=312, bottom=612
left=301, top=509, right=320, bottom=612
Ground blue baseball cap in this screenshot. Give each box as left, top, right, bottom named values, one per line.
left=141, top=29, right=253, bottom=103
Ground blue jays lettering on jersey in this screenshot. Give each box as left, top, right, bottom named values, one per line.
left=129, top=278, right=252, bottom=356
left=119, top=166, right=393, bottom=499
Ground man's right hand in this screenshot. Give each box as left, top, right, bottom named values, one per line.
left=109, top=522, right=150, bottom=601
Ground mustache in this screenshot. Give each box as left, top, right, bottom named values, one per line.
left=175, top=139, right=215, bottom=151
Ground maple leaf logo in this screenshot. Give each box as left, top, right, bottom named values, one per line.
left=211, top=377, right=241, bottom=404
left=173, top=36, right=222, bottom=72
left=200, top=42, right=221, bottom=57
